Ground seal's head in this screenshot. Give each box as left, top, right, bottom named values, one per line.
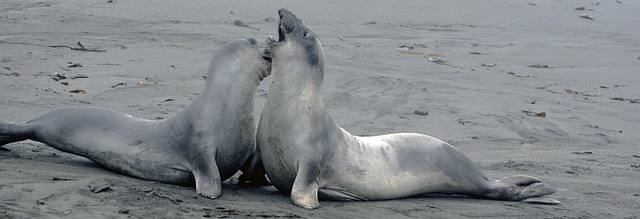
left=209, top=38, right=272, bottom=81
left=267, top=9, right=325, bottom=77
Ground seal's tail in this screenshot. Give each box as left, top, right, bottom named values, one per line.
left=0, top=122, right=32, bottom=146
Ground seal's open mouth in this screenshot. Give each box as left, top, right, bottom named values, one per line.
left=262, top=50, right=272, bottom=62
left=277, top=9, right=297, bottom=42
left=277, top=23, right=285, bottom=42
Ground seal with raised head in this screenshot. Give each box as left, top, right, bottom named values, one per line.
left=245, top=9, right=557, bottom=209
left=0, top=38, right=271, bottom=199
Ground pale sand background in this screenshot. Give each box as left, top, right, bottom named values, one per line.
left=1, top=0, right=639, bottom=218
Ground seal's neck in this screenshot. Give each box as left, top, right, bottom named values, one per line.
left=167, top=57, right=266, bottom=127
left=263, top=54, right=349, bottom=150
left=269, top=57, right=324, bottom=103
left=265, top=56, right=333, bottom=128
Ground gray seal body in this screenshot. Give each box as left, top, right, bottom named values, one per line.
left=0, top=39, right=271, bottom=199
left=244, top=9, right=557, bottom=209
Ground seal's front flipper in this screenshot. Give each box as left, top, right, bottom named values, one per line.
left=291, top=163, right=320, bottom=209
left=192, top=159, right=222, bottom=199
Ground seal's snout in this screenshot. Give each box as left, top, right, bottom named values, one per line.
left=267, top=9, right=299, bottom=46
left=278, top=8, right=297, bottom=39
left=244, top=38, right=271, bottom=63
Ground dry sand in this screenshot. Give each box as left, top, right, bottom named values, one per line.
left=1, top=0, right=639, bottom=218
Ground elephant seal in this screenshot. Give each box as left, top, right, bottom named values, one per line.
left=0, top=39, right=271, bottom=199
left=244, top=9, right=557, bottom=209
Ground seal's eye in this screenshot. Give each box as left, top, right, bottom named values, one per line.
left=303, top=32, right=310, bottom=39
left=247, top=38, right=258, bottom=45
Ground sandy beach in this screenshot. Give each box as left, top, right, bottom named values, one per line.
left=1, top=0, right=639, bottom=218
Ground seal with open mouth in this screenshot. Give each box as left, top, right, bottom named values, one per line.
left=243, top=9, right=557, bottom=209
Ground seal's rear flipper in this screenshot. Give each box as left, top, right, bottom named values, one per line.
left=483, top=175, right=557, bottom=201
left=522, top=197, right=561, bottom=205
left=0, top=122, right=33, bottom=146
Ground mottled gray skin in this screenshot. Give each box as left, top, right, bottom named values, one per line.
left=246, top=9, right=557, bottom=209
left=0, top=39, right=271, bottom=199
